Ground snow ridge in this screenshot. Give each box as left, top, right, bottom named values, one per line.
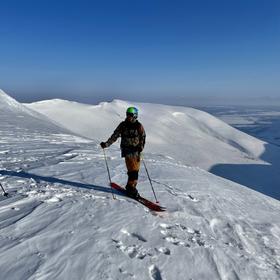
left=0, top=90, right=280, bottom=280
left=27, top=97, right=266, bottom=169
left=0, top=89, right=76, bottom=135
left=0, top=89, right=38, bottom=117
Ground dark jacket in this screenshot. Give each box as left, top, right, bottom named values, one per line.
left=105, top=120, right=146, bottom=157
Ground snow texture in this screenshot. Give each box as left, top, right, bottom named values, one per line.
left=27, top=97, right=280, bottom=200
left=0, top=89, right=280, bottom=280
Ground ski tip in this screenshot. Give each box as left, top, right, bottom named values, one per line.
left=152, top=206, right=166, bottom=212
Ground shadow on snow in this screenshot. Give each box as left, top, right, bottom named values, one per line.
left=210, top=143, right=280, bottom=201
left=0, top=169, right=126, bottom=198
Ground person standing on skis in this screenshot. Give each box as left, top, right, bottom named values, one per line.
left=100, top=107, right=146, bottom=198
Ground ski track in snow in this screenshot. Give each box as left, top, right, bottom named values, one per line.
left=1, top=137, right=280, bottom=279
left=1, top=91, right=280, bottom=279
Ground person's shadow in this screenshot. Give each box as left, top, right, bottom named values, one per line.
left=210, top=143, right=280, bottom=200
left=0, top=169, right=124, bottom=197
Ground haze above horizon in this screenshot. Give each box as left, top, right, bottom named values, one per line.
left=0, top=0, right=279, bottom=105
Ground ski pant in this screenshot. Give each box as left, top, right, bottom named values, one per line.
left=125, top=155, right=141, bottom=189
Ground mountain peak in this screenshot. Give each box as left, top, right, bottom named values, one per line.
left=0, top=89, right=44, bottom=117
left=0, top=89, right=73, bottom=134
left=0, top=89, right=22, bottom=109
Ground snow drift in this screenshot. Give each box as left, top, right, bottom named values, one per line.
left=0, top=89, right=279, bottom=279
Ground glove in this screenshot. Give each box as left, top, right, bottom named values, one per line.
left=100, top=142, right=107, bottom=149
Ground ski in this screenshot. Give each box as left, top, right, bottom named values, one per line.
left=111, top=182, right=166, bottom=212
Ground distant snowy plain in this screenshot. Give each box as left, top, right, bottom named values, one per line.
left=1, top=89, right=280, bottom=280
left=202, top=106, right=280, bottom=147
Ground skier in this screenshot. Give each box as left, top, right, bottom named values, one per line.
left=100, top=107, right=146, bottom=198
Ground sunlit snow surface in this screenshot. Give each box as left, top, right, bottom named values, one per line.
left=27, top=97, right=280, bottom=200
left=1, top=90, right=280, bottom=279
left=202, top=106, right=280, bottom=147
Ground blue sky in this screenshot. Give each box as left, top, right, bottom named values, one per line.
left=0, top=0, right=279, bottom=105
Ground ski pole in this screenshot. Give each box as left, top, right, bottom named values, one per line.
left=0, top=182, right=8, bottom=196
left=141, top=157, right=159, bottom=203
left=102, top=148, right=116, bottom=199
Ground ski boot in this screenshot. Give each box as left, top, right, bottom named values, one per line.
left=125, top=185, right=140, bottom=199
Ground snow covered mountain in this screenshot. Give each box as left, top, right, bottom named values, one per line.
left=26, top=97, right=280, bottom=200
left=205, top=106, right=280, bottom=146
left=0, top=90, right=92, bottom=171
left=1, top=90, right=280, bottom=279
left=26, top=98, right=266, bottom=170
left=0, top=89, right=72, bottom=135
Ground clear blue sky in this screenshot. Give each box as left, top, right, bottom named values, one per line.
left=0, top=0, right=279, bottom=105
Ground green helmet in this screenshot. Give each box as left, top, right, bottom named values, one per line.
left=126, top=107, right=138, bottom=118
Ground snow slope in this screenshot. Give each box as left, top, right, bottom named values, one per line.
left=27, top=97, right=280, bottom=200
left=0, top=90, right=279, bottom=279
left=208, top=106, right=280, bottom=146
left=0, top=90, right=73, bottom=135
left=26, top=99, right=266, bottom=170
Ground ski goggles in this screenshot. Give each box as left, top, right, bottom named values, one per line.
left=126, top=112, right=137, bottom=118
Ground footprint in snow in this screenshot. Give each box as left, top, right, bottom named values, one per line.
left=113, top=228, right=172, bottom=260
left=114, top=229, right=151, bottom=259
left=121, top=228, right=147, bottom=242
left=149, top=265, right=163, bottom=280
left=159, top=223, right=206, bottom=248
left=112, top=239, right=147, bottom=259
left=118, top=267, right=135, bottom=278
left=157, top=247, right=171, bottom=255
